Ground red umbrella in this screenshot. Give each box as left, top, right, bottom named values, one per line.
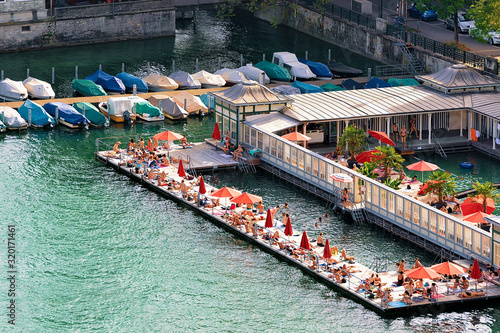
left=178, top=159, right=186, bottom=178
left=461, top=197, right=495, bottom=215
left=153, top=130, right=184, bottom=141
left=430, top=262, right=466, bottom=276
left=281, top=131, right=311, bottom=142
left=323, top=239, right=332, bottom=259
left=284, top=218, right=293, bottom=236
left=404, top=266, right=442, bottom=280
left=470, top=259, right=482, bottom=290
left=212, top=122, right=221, bottom=141
left=368, top=130, right=395, bottom=146
left=463, top=211, right=490, bottom=224
left=198, top=176, right=206, bottom=195
left=300, top=231, right=310, bottom=250
left=355, top=150, right=381, bottom=164
left=407, top=160, right=440, bottom=182
left=230, top=192, right=263, bottom=204
left=265, top=208, right=273, bottom=228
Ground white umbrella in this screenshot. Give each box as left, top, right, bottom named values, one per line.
left=330, top=173, right=353, bottom=183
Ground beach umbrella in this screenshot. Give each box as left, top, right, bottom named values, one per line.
left=212, top=122, right=221, bottom=141
left=407, top=160, right=440, bottom=182
left=470, top=259, right=482, bottom=291
left=199, top=176, right=206, bottom=195
left=300, top=231, right=311, bottom=250
left=330, top=173, right=353, bottom=183
left=404, top=266, right=442, bottom=280
left=430, top=262, right=466, bottom=276
left=281, top=131, right=311, bottom=142
left=463, top=211, right=490, bottom=224
left=210, top=187, right=241, bottom=199
left=284, top=218, right=293, bottom=236
left=265, top=208, right=273, bottom=228
left=178, top=159, right=186, bottom=178
left=368, top=130, right=395, bottom=146
left=461, top=197, right=495, bottom=215
left=355, top=150, right=381, bottom=164
left=323, top=239, right=332, bottom=259
left=230, top=192, right=263, bottom=204
left=153, top=130, right=183, bottom=141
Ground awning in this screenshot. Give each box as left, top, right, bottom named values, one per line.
left=244, top=113, right=300, bottom=133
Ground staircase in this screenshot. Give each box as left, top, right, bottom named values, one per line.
left=432, top=133, right=447, bottom=158
left=186, top=155, right=197, bottom=178
left=392, top=32, right=425, bottom=74
left=237, top=151, right=256, bottom=173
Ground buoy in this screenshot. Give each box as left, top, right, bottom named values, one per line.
left=460, top=162, right=474, bottom=169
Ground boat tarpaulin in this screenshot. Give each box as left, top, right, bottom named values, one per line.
left=17, top=99, right=55, bottom=127
left=43, top=102, right=90, bottom=126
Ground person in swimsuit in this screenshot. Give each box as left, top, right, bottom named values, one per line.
left=460, top=290, right=486, bottom=298
left=397, top=272, right=405, bottom=286
left=316, top=232, right=325, bottom=247
left=392, top=123, right=399, bottom=142
left=409, top=116, right=419, bottom=140
left=400, top=125, right=407, bottom=149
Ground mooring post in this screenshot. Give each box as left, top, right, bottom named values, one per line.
left=218, top=57, right=221, bottom=70
left=172, top=60, right=175, bottom=73
left=147, top=62, right=151, bottom=75
left=195, top=59, right=198, bottom=72
left=75, top=66, right=78, bottom=79
left=99, top=64, right=102, bottom=71
left=368, top=68, right=372, bottom=81
left=51, top=67, right=55, bottom=85
left=240, top=54, right=243, bottom=67
left=305, top=51, right=308, bottom=60
left=328, top=49, right=331, bottom=62
left=133, top=84, right=137, bottom=96
left=122, top=63, right=125, bottom=72
left=263, top=54, right=265, bottom=62
left=1, top=70, right=3, bottom=81
left=26, top=68, right=30, bottom=79
left=184, top=99, right=187, bottom=111
left=55, top=106, right=59, bottom=125
left=28, top=108, right=31, bottom=127
left=82, top=103, right=85, bottom=117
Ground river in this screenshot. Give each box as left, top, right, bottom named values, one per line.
left=0, top=8, right=498, bottom=332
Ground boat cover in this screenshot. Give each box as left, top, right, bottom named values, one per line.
left=23, top=77, right=55, bottom=99
left=387, top=78, right=420, bottom=86
left=341, top=78, right=364, bottom=90
left=272, top=52, right=316, bottom=79
left=192, top=70, right=226, bottom=87
left=72, top=79, right=107, bottom=96
left=319, top=83, right=346, bottom=92
left=17, top=99, right=55, bottom=127
left=0, top=78, right=28, bottom=101
left=198, top=93, right=213, bottom=109
left=143, top=74, right=178, bottom=91
left=328, top=60, right=363, bottom=78
left=214, top=68, right=247, bottom=84
left=254, top=61, right=291, bottom=81
left=150, top=95, right=188, bottom=119
left=0, top=106, right=28, bottom=129
left=364, top=77, right=392, bottom=89
left=43, top=102, right=90, bottom=126
left=134, top=101, right=161, bottom=117
left=172, top=91, right=208, bottom=114
left=85, top=70, right=125, bottom=94
left=169, top=71, right=201, bottom=89
left=238, top=64, right=270, bottom=84
left=271, top=85, right=301, bottom=95
left=297, top=58, right=332, bottom=78
left=106, top=96, right=145, bottom=116
left=291, top=81, right=324, bottom=94
left=0, top=119, right=5, bottom=132
left=73, top=102, right=109, bottom=127
left=116, top=72, right=148, bottom=92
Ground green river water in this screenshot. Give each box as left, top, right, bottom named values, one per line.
left=0, top=8, right=499, bottom=333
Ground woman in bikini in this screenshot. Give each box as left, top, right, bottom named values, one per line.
left=400, top=125, right=407, bottom=149
left=409, top=116, right=419, bottom=140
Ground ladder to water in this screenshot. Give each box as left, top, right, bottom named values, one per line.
left=351, top=207, right=366, bottom=223
left=237, top=151, right=256, bottom=173
left=186, top=155, right=197, bottom=178
left=432, top=133, right=447, bottom=158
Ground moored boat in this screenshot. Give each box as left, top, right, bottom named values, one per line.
left=272, top=52, right=316, bottom=80
left=72, top=79, right=108, bottom=97
left=238, top=64, right=270, bottom=84
left=341, top=78, right=364, bottom=90
left=23, top=77, right=55, bottom=99
left=0, top=78, right=28, bottom=102
left=98, top=96, right=140, bottom=124
left=192, top=70, right=226, bottom=88
left=116, top=72, right=148, bottom=93
left=297, top=58, right=332, bottom=80
left=43, top=102, right=90, bottom=129
left=214, top=68, right=247, bottom=85
left=0, top=119, right=5, bottom=133
left=328, top=60, right=363, bottom=78
left=143, top=73, right=179, bottom=91
left=172, top=91, right=208, bottom=115
left=169, top=71, right=201, bottom=90
left=319, top=83, right=345, bottom=92
left=85, top=70, right=125, bottom=94
left=0, top=106, right=28, bottom=130
left=254, top=61, right=291, bottom=81
left=364, top=77, right=391, bottom=89
left=72, top=102, right=109, bottom=128
left=134, top=100, right=164, bottom=122
left=17, top=99, right=55, bottom=128
left=291, top=81, right=324, bottom=94
left=149, top=95, right=188, bottom=120
left=271, top=85, right=301, bottom=95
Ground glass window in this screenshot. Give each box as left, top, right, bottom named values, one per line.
left=396, top=196, right=403, bottom=217
left=380, top=189, right=387, bottom=210
left=438, top=215, right=445, bottom=237
left=327, top=164, right=334, bottom=184
left=251, top=128, right=256, bottom=146
left=230, top=120, right=237, bottom=140
left=366, top=183, right=372, bottom=203
left=405, top=200, right=411, bottom=221
left=372, top=185, right=379, bottom=206
left=447, top=219, right=454, bottom=241
left=284, top=144, right=290, bottom=163
left=464, top=228, right=472, bottom=249
left=319, top=160, right=326, bottom=180
left=412, top=205, right=420, bottom=225
left=305, top=154, right=311, bottom=173
left=429, top=212, right=437, bottom=233
left=482, top=235, right=490, bottom=258
left=277, top=141, right=283, bottom=160
left=270, top=138, right=277, bottom=156
left=298, top=151, right=304, bottom=170
left=388, top=192, right=395, bottom=213
left=312, top=157, right=318, bottom=177
left=290, top=147, right=297, bottom=166
left=421, top=209, right=428, bottom=229
left=257, top=132, right=263, bottom=149
left=455, top=224, right=463, bottom=245
left=474, top=231, right=481, bottom=254
left=244, top=125, right=249, bottom=144
left=263, top=134, right=270, bottom=153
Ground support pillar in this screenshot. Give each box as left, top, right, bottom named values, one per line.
left=468, top=111, right=472, bottom=141
left=460, top=111, right=463, bottom=137
left=386, top=117, right=391, bottom=140
left=493, top=120, right=497, bottom=150
left=419, top=114, right=422, bottom=141
left=345, top=120, right=349, bottom=151
left=337, top=121, right=340, bottom=144
left=303, top=122, right=308, bottom=148
left=428, top=113, right=432, bottom=144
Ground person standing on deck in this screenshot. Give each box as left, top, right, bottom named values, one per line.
left=392, top=123, right=399, bottom=143
left=400, top=125, right=407, bottom=150
left=409, top=116, right=419, bottom=140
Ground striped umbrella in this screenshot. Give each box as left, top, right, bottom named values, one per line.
left=330, top=173, right=353, bottom=183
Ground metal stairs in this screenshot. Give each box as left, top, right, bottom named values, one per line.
left=186, top=155, right=197, bottom=178
left=237, top=151, right=256, bottom=173
left=392, top=32, right=425, bottom=74
left=351, top=207, right=366, bottom=223
left=432, top=133, right=447, bottom=158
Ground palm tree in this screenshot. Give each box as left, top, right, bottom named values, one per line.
left=470, top=181, right=500, bottom=213
left=338, top=125, right=366, bottom=158
left=426, top=170, right=456, bottom=203
left=373, top=146, right=404, bottom=179
left=359, top=161, right=378, bottom=180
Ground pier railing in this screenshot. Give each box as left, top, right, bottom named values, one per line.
left=241, top=123, right=492, bottom=264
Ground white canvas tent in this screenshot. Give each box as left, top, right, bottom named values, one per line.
left=150, top=95, right=189, bottom=120
left=169, top=71, right=201, bottom=89
left=214, top=68, right=247, bottom=84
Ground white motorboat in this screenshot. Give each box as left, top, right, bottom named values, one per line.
left=149, top=95, right=189, bottom=120
left=169, top=71, right=201, bottom=89
left=192, top=70, right=226, bottom=88
left=238, top=64, right=270, bottom=84
left=272, top=52, right=316, bottom=80
left=23, top=77, right=55, bottom=99
left=0, top=106, right=28, bottom=130
left=214, top=68, right=247, bottom=85
left=0, top=78, right=28, bottom=102
left=143, top=73, right=179, bottom=91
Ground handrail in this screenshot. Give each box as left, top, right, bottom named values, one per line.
left=432, top=132, right=447, bottom=158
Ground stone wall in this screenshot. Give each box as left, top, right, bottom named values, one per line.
left=0, top=0, right=46, bottom=23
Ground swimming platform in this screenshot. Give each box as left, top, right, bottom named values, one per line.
left=95, top=142, right=500, bottom=317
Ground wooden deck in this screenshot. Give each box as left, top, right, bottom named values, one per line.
left=168, top=142, right=238, bottom=171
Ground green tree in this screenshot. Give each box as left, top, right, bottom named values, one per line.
left=432, top=0, right=474, bottom=44
left=373, top=146, right=404, bottom=179
left=359, top=161, right=378, bottom=180
left=384, top=177, right=402, bottom=190
left=470, top=181, right=500, bottom=213
left=338, top=125, right=366, bottom=158
left=426, top=170, right=456, bottom=203
left=469, top=0, right=500, bottom=43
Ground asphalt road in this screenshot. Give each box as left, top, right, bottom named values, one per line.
left=333, top=0, right=500, bottom=59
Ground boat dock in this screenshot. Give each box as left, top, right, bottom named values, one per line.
left=95, top=144, right=500, bottom=316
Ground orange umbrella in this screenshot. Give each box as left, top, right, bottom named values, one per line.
left=430, top=262, right=466, bottom=276
left=463, top=211, right=490, bottom=224
left=210, top=187, right=241, bottom=198
left=404, top=266, right=442, bottom=280
left=198, top=176, right=206, bottom=195
left=265, top=208, right=273, bottom=228
left=178, top=159, right=186, bottom=178
left=407, top=160, right=439, bottom=182
left=368, top=130, right=395, bottom=146
left=212, top=122, right=221, bottom=141
left=281, top=131, right=311, bottom=142
left=300, top=231, right=310, bottom=250
left=153, top=130, right=184, bottom=141
left=323, top=239, right=332, bottom=259
left=461, top=197, right=495, bottom=215
left=284, top=218, right=293, bottom=237
left=230, top=192, right=263, bottom=204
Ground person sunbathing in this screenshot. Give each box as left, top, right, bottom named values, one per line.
left=316, top=232, right=325, bottom=247
left=331, top=245, right=339, bottom=255
left=402, top=290, right=412, bottom=305
left=256, top=201, right=264, bottom=214
left=162, top=141, right=170, bottom=150
left=325, top=256, right=340, bottom=264
left=233, top=145, right=243, bottom=161
left=460, top=276, right=469, bottom=290
left=356, top=280, right=371, bottom=292
left=113, top=141, right=122, bottom=153
left=446, top=278, right=460, bottom=292
left=342, top=249, right=355, bottom=262
left=460, top=290, right=486, bottom=298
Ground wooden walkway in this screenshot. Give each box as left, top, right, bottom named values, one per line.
left=169, top=142, right=238, bottom=171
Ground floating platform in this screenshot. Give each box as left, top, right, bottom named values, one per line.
left=169, top=142, right=238, bottom=171
left=95, top=143, right=500, bottom=317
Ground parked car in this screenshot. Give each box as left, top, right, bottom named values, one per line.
left=470, top=27, right=500, bottom=45
left=444, top=12, right=475, bottom=34
left=407, top=2, right=438, bottom=21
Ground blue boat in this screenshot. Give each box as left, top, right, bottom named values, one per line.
left=85, top=70, right=125, bottom=94
left=116, top=72, right=148, bottom=93
left=341, top=78, right=364, bottom=90
left=43, top=102, right=90, bottom=129
left=291, top=81, right=324, bottom=94
left=297, top=58, right=332, bottom=79
left=364, top=77, right=392, bottom=89
left=17, top=99, right=55, bottom=128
